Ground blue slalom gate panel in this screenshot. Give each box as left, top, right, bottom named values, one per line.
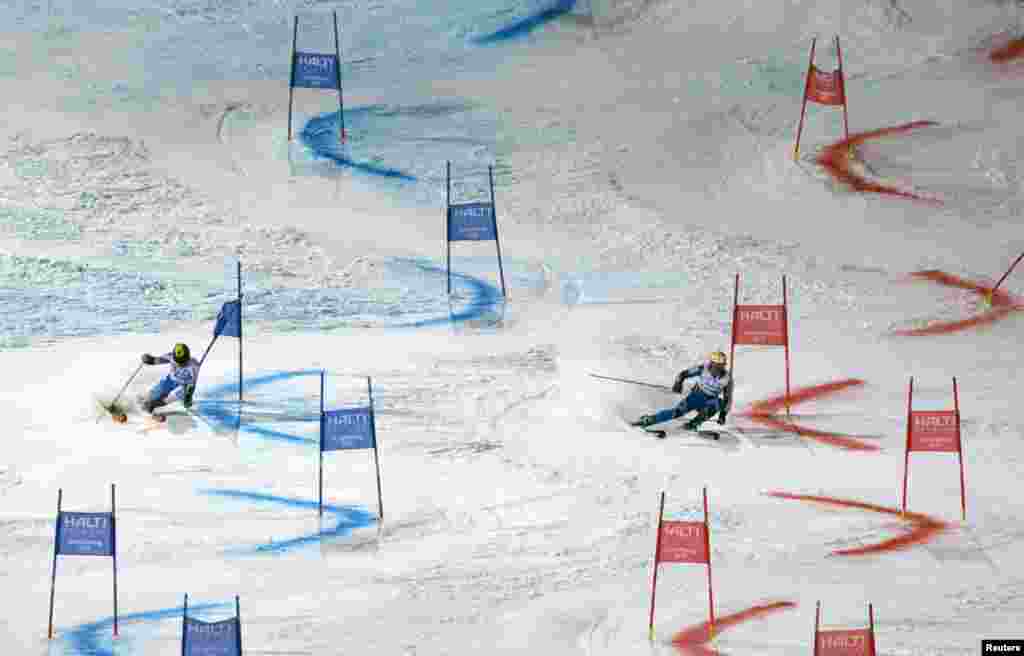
left=321, top=407, right=374, bottom=451
left=56, top=511, right=114, bottom=556
left=448, top=202, right=496, bottom=241
left=184, top=616, right=240, bottom=656
left=293, top=51, right=339, bottom=89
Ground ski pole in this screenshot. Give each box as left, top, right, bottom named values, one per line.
left=110, top=363, right=144, bottom=409
left=588, top=373, right=673, bottom=392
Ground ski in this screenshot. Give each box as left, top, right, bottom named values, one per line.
left=634, top=425, right=720, bottom=440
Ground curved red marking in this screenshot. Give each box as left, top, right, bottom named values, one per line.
left=816, top=121, right=942, bottom=204
left=745, top=379, right=865, bottom=416
left=746, top=414, right=879, bottom=451
left=990, top=37, right=1024, bottom=63
left=766, top=491, right=948, bottom=556
left=671, top=601, right=796, bottom=655
left=893, top=270, right=1024, bottom=336
left=737, top=379, right=877, bottom=450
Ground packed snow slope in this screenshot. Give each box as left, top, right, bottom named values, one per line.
left=2, top=1, right=1023, bottom=654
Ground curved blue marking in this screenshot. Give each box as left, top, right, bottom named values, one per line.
left=299, top=111, right=415, bottom=180
left=237, top=423, right=317, bottom=446
left=195, top=369, right=322, bottom=441
left=199, top=489, right=377, bottom=555
left=473, top=0, right=577, bottom=44
left=63, top=602, right=226, bottom=656
left=392, top=258, right=504, bottom=329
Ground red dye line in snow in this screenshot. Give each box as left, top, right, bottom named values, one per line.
left=766, top=491, right=948, bottom=556
left=893, top=270, right=1024, bottom=336
left=738, top=379, right=878, bottom=451
left=670, top=601, right=796, bottom=656
left=745, top=379, right=865, bottom=416
left=746, top=414, right=879, bottom=451
left=816, top=121, right=942, bottom=204
left=990, top=37, right=1024, bottom=63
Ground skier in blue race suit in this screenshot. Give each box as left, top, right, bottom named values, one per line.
left=138, top=342, right=198, bottom=414
left=632, top=351, right=733, bottom=430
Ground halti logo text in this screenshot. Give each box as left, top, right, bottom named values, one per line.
left=914, top=415, right=955, bottom=429
left=298, top=55, right=333, bottom=70
left=64, top=516, right=108, bottom=530
left=740, top=309, right=783, bottom=322
left=664, top=524, right=702, bottom=538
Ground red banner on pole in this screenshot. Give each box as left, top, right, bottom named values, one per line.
left=902, top=377, right=966, bottom=520
left=909, top=411, right=959, bottom=452
left=648, top=488, right=715, bottom=641
left=806, top=66, right=846, bottom=106
left=659, top=521, right=708, bottom=563
left=731, top=274, right=792, bottom=416
left=733, top=304, right=787, bottom=346
left=814, top=602, right=877, bottom=656
left=794, top=36, right=850, bottom=159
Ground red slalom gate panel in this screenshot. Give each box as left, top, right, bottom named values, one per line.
left=733, top=305, right=787, bottom=345
left=817, top=629, right=874, bottom=656
left=814, top=602, right=877, bottom=656
left=806, top=66, right=845, bottom=106
left=794, top=35, right=849, bottom=159
left=660, top=521, right=709, bottom=564
left=649, top=488, right=714, bottom=641
left=731, top=274, right=792, bottom=416
left=909, top=412, right=959, bottom=452
left=902, top=377, right=967, bottom=520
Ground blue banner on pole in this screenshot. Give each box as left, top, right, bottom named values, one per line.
left=293, top=51, right=339, bottom=89
left=56, top=511, right=114, bottom=556
left=214, top=300, right=241, bottom=338
left=322, top=407, right=374, bottom=451
left=184, top=617, right=240, bottom=656
left=448, top=203, right=496, bottom=241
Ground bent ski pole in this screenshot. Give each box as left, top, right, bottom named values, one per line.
left=111, top=363, right=144, bottom=409
left=588, top=373, right=673, bottom=392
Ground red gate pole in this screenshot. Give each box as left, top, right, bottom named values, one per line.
left=793, top=38, right=817, bottom=160
left=782, top=275, right=791, bottom=418
left=836, top=36, right=849, bottom=140
left=729, top=274, right=739, bottom=403
left=868, top=603, right=877, bottom=656
left=954, top=377, right=966, bottom=521
left=703, top=487, right=715, bottom=637
left=902, top=377, right=914, bottom=513
left=648, top=492, right=666, bottom=641
left=813, top=601, right=821, bottom=656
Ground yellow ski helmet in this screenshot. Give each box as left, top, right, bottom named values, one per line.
left=709, top=351, right=727, bottom=367
left=173, top=343, right=191, bottom=365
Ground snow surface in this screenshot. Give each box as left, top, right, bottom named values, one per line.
left=3, top=0, right=1024, bottom=654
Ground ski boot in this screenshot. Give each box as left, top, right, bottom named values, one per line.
left=684, top=408, right=716, bottom=431
left=630, top=414, right=657, bottom=428
left=139, top=396, right=168, bottom=421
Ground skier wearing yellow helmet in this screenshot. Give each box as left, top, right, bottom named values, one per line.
left=632, top=351, right=732, bottom=430
left=138, top=342, right=198, bottom=415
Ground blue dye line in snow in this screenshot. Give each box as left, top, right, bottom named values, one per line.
left=198, top=489, right=377, bottom=555
left=473, top=0, right=577, bottom=44
left=397, top=258, right=504, bottom=328
left=192, top=260, right=503, bottom=438
left=196, top=369, right=322, bottom=443
left=299, top=111, right=415, bottom=180
left=63, top=602, right=226, bottom=656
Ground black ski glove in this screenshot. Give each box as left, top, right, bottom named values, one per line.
left=183, top=385, right=194, bottom=409
left=141, top=353, right=156, bottom=365
left=671, top=373, right=684, bottom=394
left=716, top=411, right=727, bottom=425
